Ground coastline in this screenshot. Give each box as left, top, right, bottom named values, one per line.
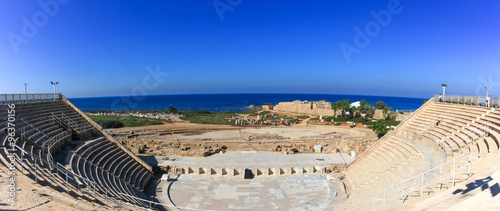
left=69, top=93, right=427, bottom=112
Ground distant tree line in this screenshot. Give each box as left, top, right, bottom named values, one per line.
left=331, top=99, right=375, bottom=118
left=331, top=99, right=396, bottom=120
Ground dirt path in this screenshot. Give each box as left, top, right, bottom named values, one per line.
left=296, top=117, right=312, bottom=127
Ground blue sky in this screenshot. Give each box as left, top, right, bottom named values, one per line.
left=1, top=0, right=499, bottom=98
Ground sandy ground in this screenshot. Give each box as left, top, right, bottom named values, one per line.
left=110, top=120, right=377, bottom=154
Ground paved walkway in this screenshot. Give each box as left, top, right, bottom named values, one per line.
left=158, top=151, right=353, bottom=169
left=162, top=174, right=342, bottom=210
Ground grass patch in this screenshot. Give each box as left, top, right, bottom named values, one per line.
left=88, top=115, right=167, bottom=128
left=384, top=120, right=401, bottom=127
left=180, top=111, right=235, bottom=125
left=320, top=116, right=400, bottom=127
left=296, top=115, right=310, bottom=119
left=259, top=111, right=271, bottom=115
left=246, top=111, right=260, bottom=117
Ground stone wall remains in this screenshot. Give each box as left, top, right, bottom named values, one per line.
left=273, top=100, right=335, bottom=116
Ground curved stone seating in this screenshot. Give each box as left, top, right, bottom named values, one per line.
left=420, top=104, right=497, bottom=156
left=137, top=169, right=151, bottom=191
left=345, top=100, right=500, bottom=206
left=64, top=138, right=150, bottom=207
left=390, top=138, right=421, bottom=157
left=355, top=158, right=382, bottom=184
left=363, top=155, right=384, bottom=176
left=422, top=132, right=453, bottom=152
left=126, top=164, right=142, bottom=184
left=347, top=167, right=363, bottom=188
left=429, top=128, right=462, bottom=151
left=71, top=137, right=152, bottom=198
left=437, top=124, right=472, bottom=144
left=103, top=151, right=127, bottom=171
left=384, top=143, right=411, bottom=162
left=372, top=148, right=398, bottom=170
left=110, top=156, right=133, bottom=177
left=87, top=142, right=114, bottom=163
left=95, top=148, right=121, bottom=170
left=0, top=99, right=153, bottom=209
left=346, top=136, right=429, bottom=191
left=133, top=168, right=146, bottom=188
left=377, top=145, right=403, bottom=165
left=79, top=139, right=106, bottom=159
left=72, top=143, right=148, bottom=207
left=117, top=159, right=136, bottom=181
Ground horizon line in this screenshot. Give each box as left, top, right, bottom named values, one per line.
left=67, top=92, right=431, bottom=100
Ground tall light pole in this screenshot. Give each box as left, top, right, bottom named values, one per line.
left=486, top=86, right=491, bottom=107
left=51, top=81, right=59, bottom=100
left=51, top=81, right=59, bottom=94
left=441, top=84, right=448, bottom=96
left=24, top=83, right=28, bottom=101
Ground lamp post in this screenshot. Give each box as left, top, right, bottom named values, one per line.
left=441, top=84, right=447, bottom=96
left=51, top=81, right=59, bottom=93
left=24, top=83, right=28, bottom=101
left=51, top=81, right=59, bottom=100
left=486, top=86, right=491, bottom=107
left=441, top=84, right=448, bottom=103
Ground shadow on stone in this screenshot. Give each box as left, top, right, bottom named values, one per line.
left=453, top=176, right=500, bottom=197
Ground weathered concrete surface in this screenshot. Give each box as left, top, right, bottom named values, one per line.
left=159, top=151, right=353, bottom=170
left=163, top=174, right=343, bottom=210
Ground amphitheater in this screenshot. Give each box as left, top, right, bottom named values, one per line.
left=1, top=93, right=500, bottom=210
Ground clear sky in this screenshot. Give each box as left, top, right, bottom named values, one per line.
left=1, top=0, right=499, bottom=98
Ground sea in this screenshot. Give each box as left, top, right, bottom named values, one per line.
left=68, top=93, right=428, bottom=113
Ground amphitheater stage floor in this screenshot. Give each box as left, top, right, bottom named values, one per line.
left=157, top=151, right=354, bottom=170
left=159, top=174, right=342, bottom=210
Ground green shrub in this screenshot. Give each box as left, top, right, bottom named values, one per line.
left=89, top=115, right=167, bottom=128
left=99, top=120, right=124, bottom=129
left=373, top=119, right=389, bottom=138
left=168, top=106, right=178, bottom=113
